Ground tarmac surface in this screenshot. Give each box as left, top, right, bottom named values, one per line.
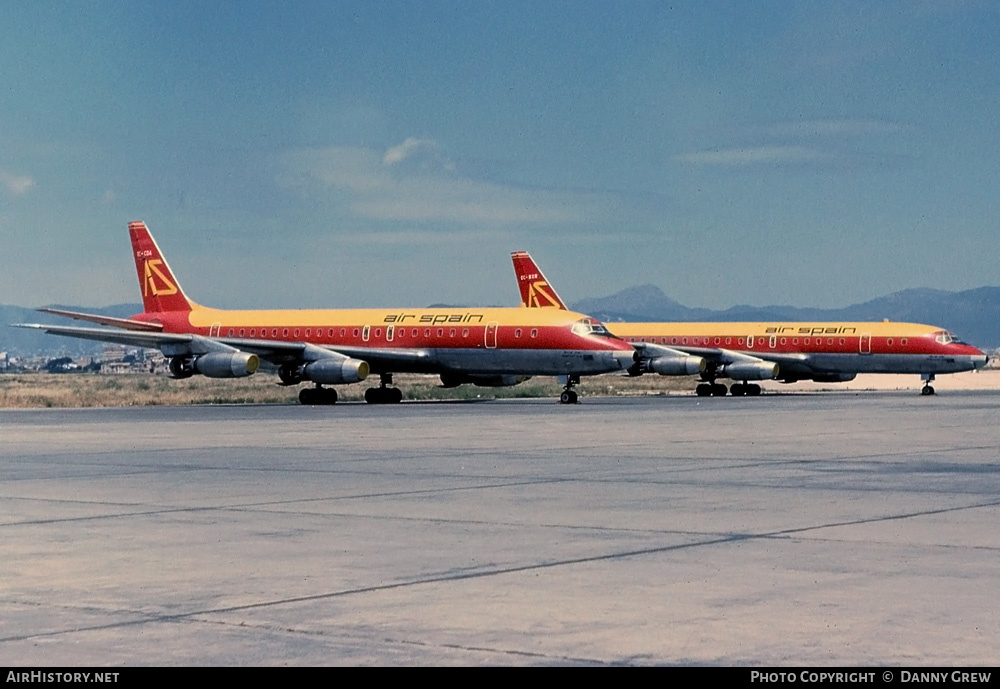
left=1, top=392, right=998, bottom=666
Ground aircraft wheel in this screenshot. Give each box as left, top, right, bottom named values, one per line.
left=711, top=383, right=728, bottom=396
left=730, top=384, right=745, bottom=396
left=921, top=385, right=935, bottom=396
left=695, top=384, right=712, bottom=397
left=365, top=387, right=402, bottom=404
left=322, top=388, right=338, bottom=405
left=299, top=388, right=316, bottom=405
left=748, top=384, right=762, bottom=396
left=560, top=390, right=578, bottom=404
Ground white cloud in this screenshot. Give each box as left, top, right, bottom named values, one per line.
left=674, top=146, right=830, bottom=167
left=280, top=139, right=608, bottom=226
left=746, top=119, right=911, bottom=139
left=383, top=138, right=437, bottom=166
left=1, top=171, right=36, bottom=196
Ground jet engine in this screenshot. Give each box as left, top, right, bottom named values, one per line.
left=722, top=361, right=779, bottom=381
left=170, top=352, right=260, bottom=379
left=648, top=355, right=706, bottom=376
left=301, top=358, right=370, bottom=384
left=195, top=352, right=260, bottom=378
left=440, top=373, right=531, bottom=388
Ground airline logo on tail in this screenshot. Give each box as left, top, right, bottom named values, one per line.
left=129, top=220, right=193, bottom=313
left=525, top=279, right=563, bottom=308
left=142, top=259, right=179, bottom=296
left=511, top=251, right=568, bottom=310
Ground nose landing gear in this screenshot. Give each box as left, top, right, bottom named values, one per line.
left=559, top=375, right=580, bottom=404
left=921, top=373, right=936, bottom=396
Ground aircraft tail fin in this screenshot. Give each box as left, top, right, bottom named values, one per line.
left=511, top=251, right=568, bottom=309
left=129, top=221, right=194, bottom=314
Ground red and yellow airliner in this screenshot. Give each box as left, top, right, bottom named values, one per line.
left=511, top=251, right=988, bottom=396
left=15, top=222, right=637, bottom=405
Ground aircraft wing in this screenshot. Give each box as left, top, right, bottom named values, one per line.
left=14, top=323, right=195, bottom=350
left=36, top=307, right=163, bottom=332
left=13, top=323, right=434, bottom=372
left=674, top=345, right=810, bottom=368
left=634, top=341, right=812, bottom=379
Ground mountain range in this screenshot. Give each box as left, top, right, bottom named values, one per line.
left=3, top=285, right=999, bottom=357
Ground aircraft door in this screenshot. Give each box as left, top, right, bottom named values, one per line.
left=860, top=333, right=872, bottom=354
left=210, top=322, right=221, bottom=337
left=485, top=322, right=499, bottom=349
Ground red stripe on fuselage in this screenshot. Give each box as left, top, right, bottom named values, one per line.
left=618, top=332, right=982, bottom=357
left=131, top=310, right=632, bottom=353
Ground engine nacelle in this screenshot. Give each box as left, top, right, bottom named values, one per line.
left=648, top=355, right=706, bottom=376
left=193, top=352, right=260, bottom=378
left=440, top=373, right=530, bottom=388
left=722, top=361, right=779, bottom=381
left=302, top=357, right=370, bottom=384
left=168, top=356, right=195, bottom=379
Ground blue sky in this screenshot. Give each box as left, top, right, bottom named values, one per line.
left=2, top=1, right=998, bottom=311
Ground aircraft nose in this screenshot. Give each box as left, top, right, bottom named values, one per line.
left=974, top=354, right=988, bottom=369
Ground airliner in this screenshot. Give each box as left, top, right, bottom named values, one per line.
left=511, top=251, right=988, bottom=396
left=14, top=223, right=637, bottom=405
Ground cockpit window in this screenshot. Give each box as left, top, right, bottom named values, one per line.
left=572, top=318, right=615, bottom=338
left=934, top=330, right=967, bottom=345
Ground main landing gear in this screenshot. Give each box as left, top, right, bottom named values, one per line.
left=695, top=380, right=762, bottom=397
left=729, top=382, right=762, bottom=397
left=559, top=375, right=580, bottom=404
left=365, top=373, right=403, bottom=404
left=921, top=373, right=936, bottom=396
left=299, top=385, right=338, bottom=405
